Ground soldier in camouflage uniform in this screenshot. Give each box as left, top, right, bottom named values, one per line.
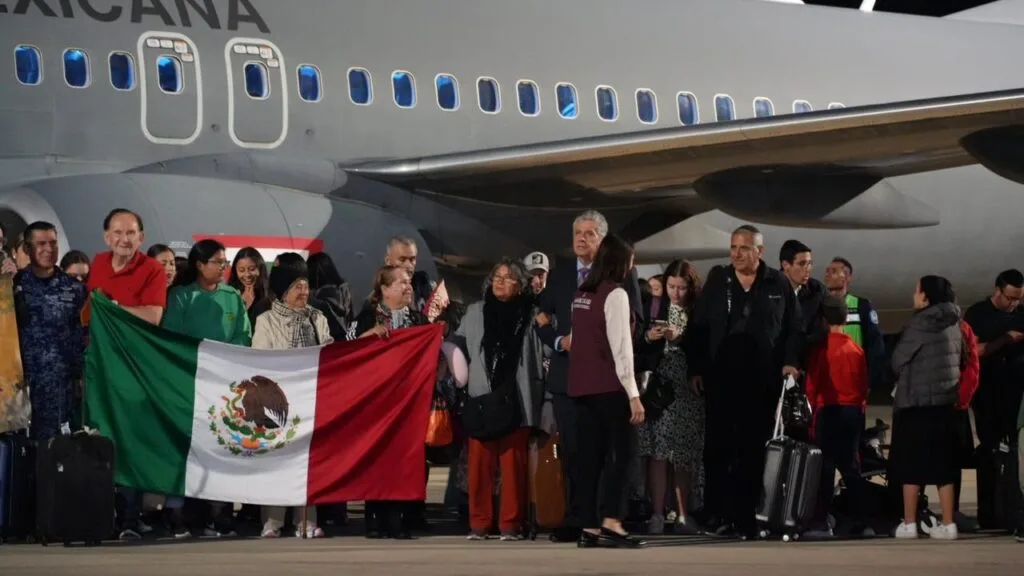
left=13, top=221, right=86, bottom=440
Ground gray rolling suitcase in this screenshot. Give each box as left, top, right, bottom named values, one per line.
left=756, top=377, right=823, bottom=541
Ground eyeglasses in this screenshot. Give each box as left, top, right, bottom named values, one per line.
left=492, top=274, right=518, bottom=284
left=207, top=259, right=229, bottom=269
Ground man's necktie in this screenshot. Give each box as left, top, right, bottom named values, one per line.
left=577, top=266, right=590, bottom=287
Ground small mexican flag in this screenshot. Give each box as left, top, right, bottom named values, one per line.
left=84, top=291, right=442, bottom=506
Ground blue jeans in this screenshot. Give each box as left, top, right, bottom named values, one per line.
left=815, top=405, right=865, bottom=524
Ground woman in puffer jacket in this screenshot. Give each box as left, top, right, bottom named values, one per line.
left=889, top=275, right=962, bottom=541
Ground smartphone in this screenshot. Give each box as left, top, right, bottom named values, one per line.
left=653, top=320, right=668, bottom=326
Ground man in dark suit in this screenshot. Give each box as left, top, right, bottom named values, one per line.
left=535, top=210, right=643, bottom=542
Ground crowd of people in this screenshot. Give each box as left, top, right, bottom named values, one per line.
left=2, top=206, right=1022, bottom=547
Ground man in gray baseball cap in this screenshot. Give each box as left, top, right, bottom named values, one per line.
left=524, top=251, right=549, bottom=295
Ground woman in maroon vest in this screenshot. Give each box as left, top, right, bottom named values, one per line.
left=568, top=234, right=646, bottom=549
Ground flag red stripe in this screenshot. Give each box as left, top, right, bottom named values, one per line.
left=307, top=324, right=442, bottom=504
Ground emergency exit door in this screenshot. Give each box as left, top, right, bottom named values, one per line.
left=137, top=32, right=202, bottom=145
left=225, top=38, right=288, bottom=149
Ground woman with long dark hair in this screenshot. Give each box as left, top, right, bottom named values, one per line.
left=638, top=259, right=704, bottom=534
left=569, top=234, right=645, bottom=549
left=890, top=275, right=962, bottom=540
left=228, top=246, right=270, bottom=325
left=307, top=252, right=354, bottom=341
left=165, top=238, right=251, bottom=344
left=147, top=243, right=178, bottom=288
left=161, top=239, right=251, bottom=538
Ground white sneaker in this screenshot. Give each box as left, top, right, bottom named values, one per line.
left=928, top=523, right=958, bottom=540
left=137, top=520, right=154, bottom=534
left=648, top=514, right=665, bottom=535
left=895, top=522, right=918, bottom=539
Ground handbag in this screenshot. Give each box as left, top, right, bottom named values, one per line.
left=460, top=376, right=521, bottom=442
left=640, top=371, right=675, bottom=421
left=425, top=395, right=453, bottom=447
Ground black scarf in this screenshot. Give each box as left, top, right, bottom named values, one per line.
left=481, top=290, right=534, bottom=389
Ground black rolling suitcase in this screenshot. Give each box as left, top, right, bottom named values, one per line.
left=976, top=439, right=1021, bottom=532
left=756, top=377, right=823, bottom=541
left=0, top=432, right=36, bottom=543
left=36, top=432, right=116, bottom=546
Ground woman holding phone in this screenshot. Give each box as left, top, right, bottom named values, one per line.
left=637, top=260, right=704, bottom=534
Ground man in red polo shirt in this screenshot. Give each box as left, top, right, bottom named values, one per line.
left=86, top=208, right=166, bottom=325
left=85, top=208, right=166, bottom=541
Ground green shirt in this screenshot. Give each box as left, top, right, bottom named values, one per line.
left=162, top=282, right=252, bottom=346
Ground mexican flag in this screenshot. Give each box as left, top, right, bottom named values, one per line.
left=84, top=292, right=442, bottom=506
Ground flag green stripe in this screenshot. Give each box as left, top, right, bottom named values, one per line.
left=84, top=292, right=199, bottom=496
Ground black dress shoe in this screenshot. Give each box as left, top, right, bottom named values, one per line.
left=549, top=526, right=582, bottom=543
left=577, top=530, right=601, bottom=548
left=599, top=527, right=645, bottom=549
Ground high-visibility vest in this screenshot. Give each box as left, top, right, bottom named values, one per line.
left=841, top=294, right=864, bottom=348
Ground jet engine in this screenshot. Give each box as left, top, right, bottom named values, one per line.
left=0, top=173, right=437, bottom=301
left=693, top=166, right=940, bottom=229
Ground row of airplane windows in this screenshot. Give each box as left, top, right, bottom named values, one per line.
left=13, top=44, right=846, bottom=125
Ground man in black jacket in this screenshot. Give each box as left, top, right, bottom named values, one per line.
left=535, top=209, right=642, bottom=542
left=688, top=224, right=803, bottom=538
left=779, top=239, right=828, bottom=351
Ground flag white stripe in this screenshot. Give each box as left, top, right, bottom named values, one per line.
left=184, top=340, right=320, bottom=506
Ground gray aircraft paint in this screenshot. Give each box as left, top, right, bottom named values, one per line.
left=1, top=0, right=1024, bottom=313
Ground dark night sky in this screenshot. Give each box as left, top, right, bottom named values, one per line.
left=806, top=0, right=996, bottom=17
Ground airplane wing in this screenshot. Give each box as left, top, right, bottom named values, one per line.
left=345, top=88, right=1024, bottom=205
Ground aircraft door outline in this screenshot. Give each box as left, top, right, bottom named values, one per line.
left=136, top=31, right=203, bottom=146
left=224, top=38, right=289, bottom=150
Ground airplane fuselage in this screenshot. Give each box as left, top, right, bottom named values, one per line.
left=0, top=0, right=1022, bottom=312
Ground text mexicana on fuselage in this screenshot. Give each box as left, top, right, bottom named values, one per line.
left=0, top=0, right=270, bottom=33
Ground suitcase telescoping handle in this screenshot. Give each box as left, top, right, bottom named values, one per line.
left=770, top=375, right=808, bottom=441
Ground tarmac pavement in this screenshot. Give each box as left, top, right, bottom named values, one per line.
left=2, top=405, right=1020, bottom=575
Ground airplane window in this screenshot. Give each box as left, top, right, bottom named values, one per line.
left=392, top=70, right=416, bottom=108
left=793, top=100, right=813, bottom=114
left=108, top=52, right=135, bottom=91
left=596, top=86, right=617, bottom=122
left=677, top=92, right=698, bottom=125
left=753, top=97, right=774, bottom=118
left=348, top=68, right=372, bottom=105
left=156, top=55, right=183, bottom=94
left=517, top=81, right=540, bottom=116
left=63, top=49, right=90, bottom=88
left=828, top=102, right=845, bottom=109
left=14, top=45, right=42, bottom=86
left=478, top=78, right=500, bottom=114
left=297, top=65, right=321, bottom=102
left=436, top=74, right=459, bottom=111
left=714, top=95, right=735, bottom=121
left=556, top=83, right=577, bottom=119
left=244, top=62, right=270, bottom=99
left=636, top=90, right=657, bottom=124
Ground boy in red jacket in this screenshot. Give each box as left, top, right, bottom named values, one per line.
left=805, top=295, right=869, bottom=536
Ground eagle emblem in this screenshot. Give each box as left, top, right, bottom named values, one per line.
left=207, top=376, right=301, bottom=457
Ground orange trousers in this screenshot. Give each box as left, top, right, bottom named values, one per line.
left=468, top=427, right=530, bottom=533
